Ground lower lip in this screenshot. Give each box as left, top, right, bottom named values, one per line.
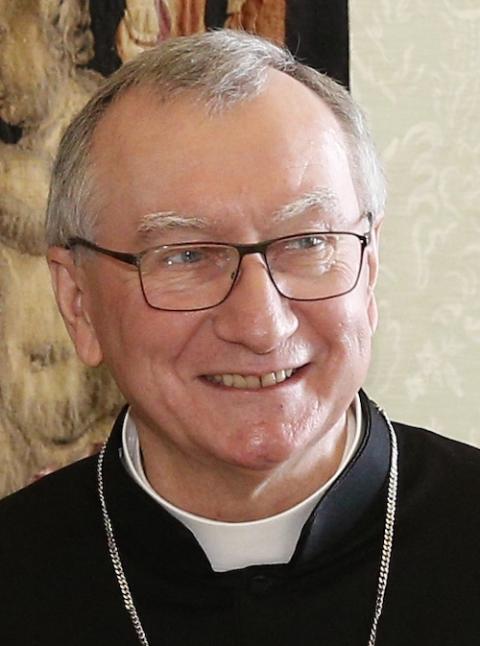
left=200, top=364, right=309, bottom=392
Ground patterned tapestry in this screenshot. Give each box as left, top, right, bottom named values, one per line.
left=0, top=0, right=348, bottom=497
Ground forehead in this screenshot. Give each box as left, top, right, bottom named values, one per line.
left=90, top=70, right=358, bottom=243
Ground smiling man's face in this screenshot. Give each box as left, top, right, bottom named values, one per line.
left=51, top=70, right=380, bottom=483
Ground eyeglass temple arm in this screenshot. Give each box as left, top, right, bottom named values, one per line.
left=66, top=237, right=139, bottom=267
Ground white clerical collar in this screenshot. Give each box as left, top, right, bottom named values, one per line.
left=122, top=395, right=363, bottom=572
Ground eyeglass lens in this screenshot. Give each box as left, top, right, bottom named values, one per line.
left=139, top=233, right=364, bottom=311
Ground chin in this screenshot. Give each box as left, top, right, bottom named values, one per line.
left=221, top=426, right=304, bottom=472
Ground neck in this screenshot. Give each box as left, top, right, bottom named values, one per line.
left=133, top=414, right=349, bottom=522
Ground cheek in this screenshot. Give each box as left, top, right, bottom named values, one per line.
left=335, top=307, right=373, bottom=376
left=308, top=294, right=374, bottom=364
left=92, top=285, right=205, bottom=390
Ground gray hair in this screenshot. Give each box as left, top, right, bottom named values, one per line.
left=45, top=29, right=385, bottom=246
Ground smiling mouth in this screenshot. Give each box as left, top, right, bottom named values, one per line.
left=204, top=368, right=299, bottom=390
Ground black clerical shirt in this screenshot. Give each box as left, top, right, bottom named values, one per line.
left=1, top=392, right=480, bottom=645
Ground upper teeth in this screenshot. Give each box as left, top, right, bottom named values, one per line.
left=206, top=369, right=295, bottom=390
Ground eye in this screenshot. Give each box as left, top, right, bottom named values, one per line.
left=163, top=248, right=205, bottom=266
left=284, top=234, right=332, bottom=253
left=293, top=235, right=327, bottom=250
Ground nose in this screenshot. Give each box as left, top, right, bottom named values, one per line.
left=212, top=255, right=298, bottom=353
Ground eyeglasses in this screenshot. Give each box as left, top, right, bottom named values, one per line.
left=66, top=213, right=372, bottom=312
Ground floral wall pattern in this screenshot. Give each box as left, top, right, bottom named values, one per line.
left=351, top=0, right=480, bottom=446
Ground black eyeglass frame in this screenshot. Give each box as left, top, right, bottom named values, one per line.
left=66, top=212, right=373, bottom=312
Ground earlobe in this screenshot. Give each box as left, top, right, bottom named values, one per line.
left=47, top=247, right=103, bottom=367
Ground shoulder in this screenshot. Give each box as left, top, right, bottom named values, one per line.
left=0, top=406, right=128, bottom=532
left=0, top=454, right=110, bottom=615
left=0, top=454, right=100, bottom=550
left=0, top=452, right=129, bottom=640
left=394, top=420, right=480, bottom=475
left=392, top=420, right=480, bottom=528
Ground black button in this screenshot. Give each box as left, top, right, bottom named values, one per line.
left=248, top=574, right=274, bottom=596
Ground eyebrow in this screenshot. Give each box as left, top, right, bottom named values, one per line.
left=271, top=189, right=342, bottom=225
left=137, top=211, right=208, bottom=233
left=137, top=211, right=211, bottom=240
left=136, top=188, right=343, bottom=240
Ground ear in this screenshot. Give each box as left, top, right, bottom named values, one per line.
left=47, top=246, right=103, bottom=367
left=365, top=215, right=383, bottom=334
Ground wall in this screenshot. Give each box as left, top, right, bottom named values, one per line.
left=351, top=1, right=480, bottom=444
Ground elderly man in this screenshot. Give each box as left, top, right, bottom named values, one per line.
left=1, top=30, right=479, bottom=646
